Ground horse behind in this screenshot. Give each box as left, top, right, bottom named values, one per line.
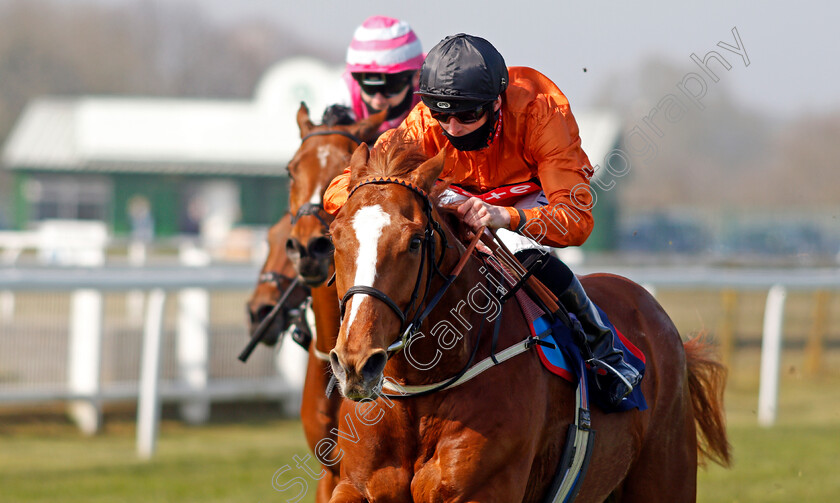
left=246, top=212, right=311, bottom=346
left=325, top=143, right=731, bottom=502
left=247, top=103, right=386, bottom=503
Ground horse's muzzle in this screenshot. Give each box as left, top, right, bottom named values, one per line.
left=286, top=237, right=333, bottom=286
left=329, top=349, right=388, bottom=401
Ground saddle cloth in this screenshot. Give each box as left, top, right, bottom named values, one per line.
left=515, top=280, right=648, bottom=413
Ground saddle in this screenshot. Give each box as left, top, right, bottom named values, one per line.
left=477, top=230, right=647, bottom=413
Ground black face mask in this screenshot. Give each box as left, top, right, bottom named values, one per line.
left=363, top=87, right=414, bottom=121
left=441, top=109, right=500, bottom=151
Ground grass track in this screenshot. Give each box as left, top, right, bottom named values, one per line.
left=1, top=349, right=839, bottom=502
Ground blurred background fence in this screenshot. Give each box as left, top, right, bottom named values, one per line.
left=0, top=249, right=312, bottom=456
left=2, top=248, right=839, bottom=453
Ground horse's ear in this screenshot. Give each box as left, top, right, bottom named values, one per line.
left=296, top=102, right=315, bottom=138
left=412, top=148, right=447, bottom=193
left=347, top=143, right=371, bottom=189
left=349, top=108, right=388, bottom=143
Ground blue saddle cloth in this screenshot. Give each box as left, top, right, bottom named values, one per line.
left=531, top=305, right=648, bottom=413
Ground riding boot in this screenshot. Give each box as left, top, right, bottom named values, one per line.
left=557, top=276, right=642, bottom=407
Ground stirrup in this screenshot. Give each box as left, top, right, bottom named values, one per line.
left=586, top=358, right=635, bottom=392
left=587, top=358, right=640, bottom=405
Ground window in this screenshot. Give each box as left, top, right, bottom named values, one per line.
left=24, top=175, right=111, bottom=222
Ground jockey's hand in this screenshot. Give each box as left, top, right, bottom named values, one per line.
left=456, top=197, right=510, bottom=232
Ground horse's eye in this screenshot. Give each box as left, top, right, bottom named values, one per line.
left=409, top=236, right=423, bottom=252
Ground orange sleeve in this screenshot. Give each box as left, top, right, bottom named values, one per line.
left=323, top=165, right=353, bottom=215
left=517, top=102, right=594, bottom=247
left=505, top=207, right=521, bottom=230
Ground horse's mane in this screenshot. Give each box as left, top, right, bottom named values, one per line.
left=364, top=135, right=474, bottom=243
left=367, top=136, right=430, bottom=179
left=321, top=104, right=356, bottom=126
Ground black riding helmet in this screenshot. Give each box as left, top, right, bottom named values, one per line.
left=417, top=34, right=509, bottom=113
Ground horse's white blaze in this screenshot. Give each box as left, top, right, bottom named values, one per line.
left=345, top=205, right=390, bottom=331
left=309, top=145, right=332, bottom=204
left=317, top=145, right=330, bottom=169
left=308, top=183, right=322, bottom=204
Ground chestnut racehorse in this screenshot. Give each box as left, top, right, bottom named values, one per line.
left=326, top=143, right=731, bottom=502
left=247, top=103, right=386, bottom=502
left=246, top=212, right=311, bottom=347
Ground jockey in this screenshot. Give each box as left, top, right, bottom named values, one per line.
left=323, top=15, right=424, bottom=134
left=324, top=33, right=641, bottom=407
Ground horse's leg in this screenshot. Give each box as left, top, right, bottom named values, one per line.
left=316, top=472, right=341, bottom=503
left=615, top=410, right=697, bottom=502
left=328, top=480, right=367, bottom=503
left=302, top=288, right=344, bottom=500
left=610, top=355, right=698, bottom=503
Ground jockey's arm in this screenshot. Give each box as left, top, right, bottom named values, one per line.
left=506, top=107, right=594, bottom=248
left=323, top=167, right=353, bottom=215
left=455, top=197, right=511, bottom=230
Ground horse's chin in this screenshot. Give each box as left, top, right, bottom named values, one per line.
left=338, top=377, right=381, bottom=402
left=295, top=259, right=331, bottom=287
left=301, top=274, right=328, bottom=288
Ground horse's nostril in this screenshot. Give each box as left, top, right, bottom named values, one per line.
left=361, top=352, right=388, bottom=382
left=329, top=351, right=346, bottom=380
left=286, top=238, right=304, bottom=259
left=308, top=236, right=335, bottom=259
left=253, top=304, right=275, bottom=325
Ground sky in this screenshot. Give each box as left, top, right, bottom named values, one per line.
left=188, top=0, right=838, bottom=120
left=38, top=0, right=840, bottom=118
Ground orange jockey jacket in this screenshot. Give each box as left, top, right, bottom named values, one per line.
left=323, top=66, right=595, bottom=248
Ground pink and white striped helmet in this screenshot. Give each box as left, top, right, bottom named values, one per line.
left=346, top=16, right=423, bottom=74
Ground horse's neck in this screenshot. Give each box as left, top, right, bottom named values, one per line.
left=310, top=284, right=340, bottom=354
left=386, top=232, right=491, bottom=384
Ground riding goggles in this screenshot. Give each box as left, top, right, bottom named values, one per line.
left=429, top=102, right=490, bottom=124
left=353, top=72, right=413, bottom=97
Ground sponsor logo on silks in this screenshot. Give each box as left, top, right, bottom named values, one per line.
left=436, top=101, right=451, bottom=109
left=448, top=182, right=542, bottom=206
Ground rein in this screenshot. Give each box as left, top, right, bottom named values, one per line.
left=239, top=274, right=306, bottom=362
left=300, top=129, right=364, bottom=145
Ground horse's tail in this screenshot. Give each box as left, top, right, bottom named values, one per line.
left=684, top=335, right=732, bottom=467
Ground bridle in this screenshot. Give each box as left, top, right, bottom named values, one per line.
left=338, top=176, right=480, bottom=355
left=241, top=130, right=369, bottom=363
left=290, top=202, right=331, bottom=234
left=239, top=271, right=310, bottom=362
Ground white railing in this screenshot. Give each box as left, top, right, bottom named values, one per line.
left=0, top=263, right=307, bottom=459
left=579, top=265, right=840, bottom=428
left=1, top=263, right=838, bottom=457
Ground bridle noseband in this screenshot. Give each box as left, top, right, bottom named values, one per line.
left=290, top=203, right=331, bottom=232
left=338, top=176, right=451, bottom=354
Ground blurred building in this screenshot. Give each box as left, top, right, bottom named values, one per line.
left=0, top=58, right=339, bottom=240
left=1, top=57, right=622, bottom=249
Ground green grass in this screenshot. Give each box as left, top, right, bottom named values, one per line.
left=695, top=350, right=840, bottom=502
left=1, top=349, right=839, bottom=502
left=0, top=410, right=315, bottom=503
left=698, top=424, right=840, bottom=502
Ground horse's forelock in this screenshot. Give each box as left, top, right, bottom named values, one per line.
left=367, top=138, right=429, bottom=179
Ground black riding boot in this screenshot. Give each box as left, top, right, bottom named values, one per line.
left=558, top=276, right=642, bottom=407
